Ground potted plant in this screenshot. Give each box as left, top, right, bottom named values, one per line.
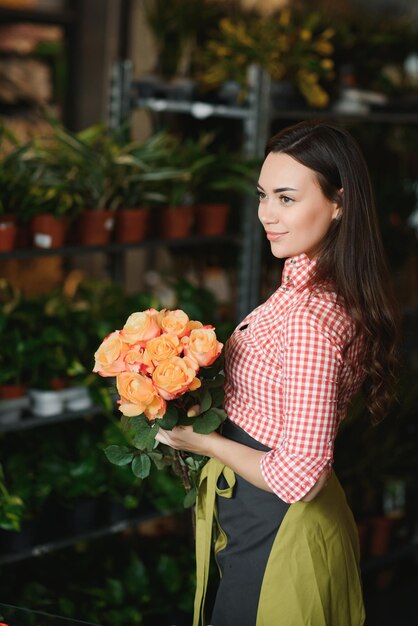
left=24, top=133, right=84, bottom=249
left=154, top=134, right=211, bottom=239
left=158, top=134, right=256, bottom=237
left=0, top=124, right=83, bottom=250
left=190, top=141, right=257, bottom=236
left=18, top=289, right=85, bottom=415
left=142, top=0, right=225, bottom=91
left=0, top=137, right=17, bottom=250
left=0, top=281, right=34, bottom=424
left=198, top=7, right=336, bottom=108
left=39, top=123, right=120, bottom=246
left=113, top=131, right=188, bottom=244
left=0, top=127, right=39, bottom=249
left=0, top=463, right=24, bottom=533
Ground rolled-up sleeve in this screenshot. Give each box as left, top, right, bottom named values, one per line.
left=260, top=307, right=342, bottom=503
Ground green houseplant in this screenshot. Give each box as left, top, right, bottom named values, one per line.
left=0, top=280, right=33, bottom=401
left=36, top=123, right=121, bottom=246
left=0, top=124, right=83, bottom=250
left=198, top=7, right=336, bottom=108
left=143, top=0, right=225, bottom=81
left=112, top=131, right=190, bottom=243
left=44, top=123, right=189, bottom=245
left=0, top=463, right=24, bottom=532
left=0, top=127, right=41, bottom=249
left=156, top=134, right=256, bottom=237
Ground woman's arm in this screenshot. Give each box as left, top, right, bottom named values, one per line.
left=155, top=426, right=328, bottom=501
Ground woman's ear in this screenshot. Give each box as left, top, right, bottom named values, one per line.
left=332, top=188, right=343, bottom=220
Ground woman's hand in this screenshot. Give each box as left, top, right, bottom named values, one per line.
left=155, top=425, right=218, bottom=457
left=157, top=426, right=274, bottom=493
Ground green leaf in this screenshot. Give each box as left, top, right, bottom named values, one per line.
left=132, top=454, right=151, bottom=479
left=104, top=445, right=134, bottom=466
left=177, top=414, right=194, bottom=426
left=209, top=386, right=225, bottom=407
left=157, top=403, right=179, bottom=430
left=183, top=486, right=197, bottom=508
left=199, top=388, right=212, bottom=413
left=185, top=455, right=205, bottom=472
left=149, top=450, right=166, bottom=470
left=131, top=416, right=158, bottom=451
left=192, top=408, right=224, bottom=434
left=205, top=373, right=225, bottom=388
left=200, top=356, right=225, bottom=378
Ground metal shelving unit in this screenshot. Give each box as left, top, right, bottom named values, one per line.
left=0, top=508, right=179, bottom=566
left=0, top=233, right=240, bottom=261
left=0, top=6, right=75, bottom=25
left=109, top=60, right=272, bottom=323
left=0, top=404, right=104, bottom=434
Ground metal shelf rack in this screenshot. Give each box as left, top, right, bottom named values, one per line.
left=109, top=60, right=272, bottom=322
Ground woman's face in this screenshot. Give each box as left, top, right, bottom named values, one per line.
left=257, top=152, right=340, bottom=260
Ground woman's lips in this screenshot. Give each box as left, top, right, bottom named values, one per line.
left=266, top=231, right=288, bottom=241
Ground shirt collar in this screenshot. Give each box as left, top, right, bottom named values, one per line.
left=281, top=253, right=317, bottom=290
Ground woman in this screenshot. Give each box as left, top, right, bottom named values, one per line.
left=156, top=121, right=399, bottom=626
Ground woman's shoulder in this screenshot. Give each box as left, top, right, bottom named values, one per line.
left=285, top=288, right=357, bottom=349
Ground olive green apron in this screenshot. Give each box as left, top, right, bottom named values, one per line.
left=194, top=458, right=365, bottom=626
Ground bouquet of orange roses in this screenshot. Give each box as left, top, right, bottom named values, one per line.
left=93, top=308, right=226, bottom=506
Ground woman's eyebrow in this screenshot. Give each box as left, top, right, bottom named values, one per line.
left=257, top=183, right=298, bottom=192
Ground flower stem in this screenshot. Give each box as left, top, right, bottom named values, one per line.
left=175, top=449, right=192, bottom=491
left=173, top=449, right=196, bottom=537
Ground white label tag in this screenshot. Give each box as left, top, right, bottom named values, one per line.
left=105, top=218, right=114, bottom=231
left=34, top=233, right=52, bottom=248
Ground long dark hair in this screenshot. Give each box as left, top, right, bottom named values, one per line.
left=266, top=120, right=399, bottom=423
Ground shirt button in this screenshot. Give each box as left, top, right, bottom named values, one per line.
left=290, top=259, right=297, bottom=264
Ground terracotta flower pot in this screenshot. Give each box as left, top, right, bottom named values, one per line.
left=31, top=214, right=67, bottom=249
left=77, top=209, right=115, bottom=245
left=115, top=207, right=149, bottom=243
left=369, top=515, right=394, bottom=556
left=196, top=203, right=230, bottom=236
left=15, top=221, right=31, bottom=248
left=0, top=216, right=17, bottom=251
left=161, top=205, right=194, bottom=239
left=0, top=384, right=26, bottom=400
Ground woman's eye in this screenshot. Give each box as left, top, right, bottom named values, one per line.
left=280, top=195, right=293, bottom=205
left=256, top=190, right=267, bottom=201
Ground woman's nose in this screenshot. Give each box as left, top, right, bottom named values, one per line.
left=258, top=199, right=278, bottom=225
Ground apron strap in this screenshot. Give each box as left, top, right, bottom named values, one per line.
left=193, top=458, right=235, bottom=626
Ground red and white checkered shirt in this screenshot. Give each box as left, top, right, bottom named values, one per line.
left=224, top=252, right=366, bottom=503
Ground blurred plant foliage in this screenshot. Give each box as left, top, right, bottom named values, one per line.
left=198, top=7, right=336, bottom=107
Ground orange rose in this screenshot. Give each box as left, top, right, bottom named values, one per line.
left=182, top=328, right=223, bottom=367
left=117, top=371, right=159, bottom=417
left=124, top=347, right=144, bottom=373
left=143, top=333, right=183, bottom=372
left=159, top=309, right=190, bottom=338
left=144, top=394, right=167, bottom=420
left=120, top=309, right=161, bottom=347
left=152, top=355, right=201, bottom=400
left=186, top=320, right=203, bottom=334
left=93, top=331, right=128, bottom=377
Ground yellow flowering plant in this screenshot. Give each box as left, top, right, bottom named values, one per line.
left=93, top=308, right=226, bottom=507
left=198, top=8, right=335, bottom=108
